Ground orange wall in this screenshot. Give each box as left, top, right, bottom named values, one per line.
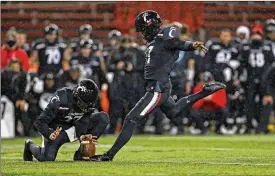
left=113, top=2, right=204, bottom=34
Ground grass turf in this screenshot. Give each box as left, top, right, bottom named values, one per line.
left=1, top=135, right=275, bottom=176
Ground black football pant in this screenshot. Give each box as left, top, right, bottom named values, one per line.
left=107, top=89, right=212, bottom=158
left=244, top=82, right=263, bottom=130
left=29, top=112, right=109, bottom=161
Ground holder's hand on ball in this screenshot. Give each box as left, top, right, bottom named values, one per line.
left=80, top=135, right=98, bottom=145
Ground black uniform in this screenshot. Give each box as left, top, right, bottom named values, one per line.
left=70, top=55, right=105, bottom=87
left=205, top=41, right=240, bottom=84
left=32, top=38, right=67, bottom=75
left=28, top=87, right=109, bottom=161
left=240, top=41, right=275, bottom=131
left=104, top=26, right=223, bottom=158
left=106, top=46, right=129, bottom=134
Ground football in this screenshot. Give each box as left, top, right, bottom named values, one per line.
left=80, top=136, right=96, bottom=160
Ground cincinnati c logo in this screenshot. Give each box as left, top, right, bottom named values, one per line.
left=169, top=27, right=176, bottom=38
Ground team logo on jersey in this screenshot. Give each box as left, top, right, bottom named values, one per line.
left=169, top=27, right=176, bottom=38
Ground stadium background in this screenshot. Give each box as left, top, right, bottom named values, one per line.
left=1, top=1, right=275, bottom=138
left=2, top=1, right=275, bottom=44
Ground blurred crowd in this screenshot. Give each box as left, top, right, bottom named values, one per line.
left=1, top=18, right=275, bottom=137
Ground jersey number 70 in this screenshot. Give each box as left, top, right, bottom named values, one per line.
left=145, top=46, right=154, bottom=64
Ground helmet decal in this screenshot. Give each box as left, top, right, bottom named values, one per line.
left=76, top=86, right=87, bottom=93
left=143, top=12, right=152, bottom=25
left=50, top=95, right=60, bottom=103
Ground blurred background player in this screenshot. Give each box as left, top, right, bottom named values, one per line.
left=240, top=26, right=275, bottom=133
left=190, top=72, right=228, bottom=135
left=30, top=24, right=67, bottom=75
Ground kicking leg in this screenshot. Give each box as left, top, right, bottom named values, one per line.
left=162, top=82, right=226, bottom=118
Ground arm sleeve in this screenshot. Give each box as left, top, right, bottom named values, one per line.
left=165, top=38, right=195, bottom=51
left=35, top=92, right=61, bottom=139
left=263, top=64, right=275, bottom=95
left=20, top=50, right=30, bottom=71
left=106, top=51, right=119, bottom=72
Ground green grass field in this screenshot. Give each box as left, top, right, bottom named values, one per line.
left=2, top=135, right=275, bottom=176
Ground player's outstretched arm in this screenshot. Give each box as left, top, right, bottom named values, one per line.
left=35, top=93, right=60, bottom=140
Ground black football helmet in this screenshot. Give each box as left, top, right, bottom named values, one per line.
left=73, top=79, right=99, bottom=112
left=135, top=10, right=162, bottom=41
left=264, top=19, right=275, bottom=40
left=79, top=38, right=94, bottom=49
left=79, top=24, right=93, bottom=35
left=108, top=30, right=122, bottom=40
left=44, top=24, right=59, bottom=35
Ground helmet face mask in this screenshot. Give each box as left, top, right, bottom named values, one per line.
left=75, top=93, right=94, bottom=112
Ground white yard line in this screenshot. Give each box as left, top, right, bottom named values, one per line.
left=2, top=157, right=275, bottom=166
left=2, top=145, right=275, bottom=152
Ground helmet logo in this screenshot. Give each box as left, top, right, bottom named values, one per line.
left=51, top=95, right=60, bottom=103
left=143, top=12, right=152, bottom=26
left=77, top=86, right=87, bottom=93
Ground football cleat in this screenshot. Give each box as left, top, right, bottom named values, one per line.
left=203, top=82, right=226, bottom=93
left=90, top=152, right=113, bottom=162
left=23, top=139, right=33, bottom=161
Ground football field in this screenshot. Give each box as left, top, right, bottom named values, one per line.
left=2, top=135, right=275, bottom=176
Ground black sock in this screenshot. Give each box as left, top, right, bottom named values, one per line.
left=107, top=120, right=136, bottom=158
left=258, top=104, right=272, bottom=132
left=172, top=90, right=210, bottom=116
left=185, top=90, right=211, bottom=105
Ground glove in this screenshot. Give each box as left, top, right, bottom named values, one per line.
left=193, top=41, right=208, bottom=53
left=49, top=127, right=62, bottom=140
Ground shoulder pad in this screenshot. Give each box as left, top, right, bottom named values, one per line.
left=58, top=42, right=67, bottom=49
left=242, top=44, right=250, bottom=51
left=231, top=47, right=239, bottom=54
left=205, top=38, right=219, bottom=48
left=32, top=38, right=45, bottom=49
left=263, top=45, right=271, bottom=51
left=211, top=44, right=222, bottom=50
left=159, top=26, right=180, bottom=40
left=263, top=40, right=272, bottom=45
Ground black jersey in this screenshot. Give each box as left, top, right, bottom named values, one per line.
left=143, top=26, right=195, bottom=92
left=32, top=39, right=67, bottom=75
left=205, top=41, right=239, bottom=83
left=240, top=41, right=275, bottom=82
left=35, top=87, right=93, bottom=139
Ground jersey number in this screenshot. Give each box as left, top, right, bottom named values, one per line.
left=216, top=52, right=231, bottom=63
left=46, top=48, right=61, bottom=64
left=145, top=46, right=154, bottom=64
left=1, top=101, right=6, bottom=119
left=249, top=53, right=265, bottom=67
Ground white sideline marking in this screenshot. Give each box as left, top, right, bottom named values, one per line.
left=2, top=145, right=275, bottom=152
left=1, top=144, right=141, bottom=149
left=2, top=157, right=275, bottom=166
